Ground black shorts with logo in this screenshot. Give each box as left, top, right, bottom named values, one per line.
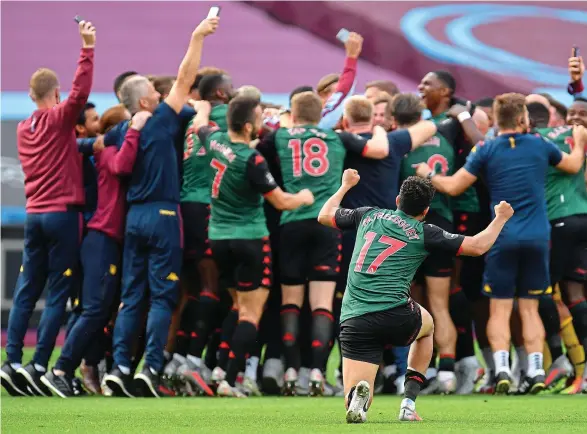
left=550, top=214, right=587, bottom=284
left=280, top=218, right=342, bottom=285
left=454, top=211, right=487, bottom=301
left=418, top=211, right=454, bottom=278
left=181, top=201, right=212, bottom=263
left=210, top=237, right=273, bottom=292
left=339, top=299, right=422, bottom=365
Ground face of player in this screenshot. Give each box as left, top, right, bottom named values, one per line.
left=373, top=102, right=391, bottom=130
left=83, top=108, right=101, bottom=137
left=218, top=76, right=235, bottom=103
left=139, top=81, right=161, bottom=113
left=478, top=106, right=494, bottom=127
left=567, top=101, right=587, bottom=128
left=245, top=105, right=263, bottom=141
left=418, top=73, right=446, bottom=111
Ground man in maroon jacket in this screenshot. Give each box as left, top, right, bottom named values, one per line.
left=0, top=20, right=96, bottom=397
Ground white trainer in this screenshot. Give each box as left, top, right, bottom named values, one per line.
left=346, top=380, right=370, bottom=424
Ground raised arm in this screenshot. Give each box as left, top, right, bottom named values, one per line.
left=416, top=165, right=478, bottom=196
left=554, top=125, right=587, bottom=174
left=318, top=169, right=361, bottom=227
left=165, top=17, right=219, bottom=114
left=568, top=50, right=584, bottom=99
left=108, top=111, right=152, bottom=175
left=56, top=21, right=96, bottom=125
left=406, top=120, right=438, bottom=150
left=318, top=33, right=362, bottom=129
left=459, top=201, right=513, bottom=256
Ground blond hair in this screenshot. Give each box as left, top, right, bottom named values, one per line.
left=30, top=68, right=59, bottom=100
left=344, top=96, right=373, bottom=124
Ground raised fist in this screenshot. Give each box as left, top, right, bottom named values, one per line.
left=298, top=188, right=315, bottom=206
left=494, top=201, right=514, bottom=220
left=342, top=168, right=360, bottom=188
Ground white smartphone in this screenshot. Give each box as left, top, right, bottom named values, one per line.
left=336, top=28, right=350, bottom=44
left=207, top=6, right=221, bottom=18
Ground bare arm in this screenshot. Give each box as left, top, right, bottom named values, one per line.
left=416, top=165, right=477, bottom=196
left=555, top=126, right=586, bottom=174
left=318, top=169, right=360, bottom=227
left=165, top=18, right=219, bottom=114
left=363, top=126, right=389, bottom=159
left=264, top=187, right=314, bottom=211
left=459, top=201, right=513, bottom=256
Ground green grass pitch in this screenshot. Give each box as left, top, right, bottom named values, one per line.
left=2, top=350, right=586, bottom=433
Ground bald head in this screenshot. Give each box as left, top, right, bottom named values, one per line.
left=472, top=108, right=490, bottom=136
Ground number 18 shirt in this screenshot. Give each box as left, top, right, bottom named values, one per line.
left=334, top=207, right=465, bottom=323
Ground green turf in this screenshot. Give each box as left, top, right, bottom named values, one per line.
left=2, top=395, right=586, bottom=433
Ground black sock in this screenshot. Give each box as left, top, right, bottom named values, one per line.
left=404, top=369, right=427, bottom=401
left=188, top=291, right=220, bottom=358
left=217, top=309, right=239, bottom=371
left=450, top=288, right=475, bottom=360
left=175, top=295, right=198, bottom=357
left=204, top=327, right=222, bottom=369
left=281, top=304, right=301, bottom=371
left=311, top=308, right=334, bottom=370
left=570, top=300, right=587, bottom=349
left=438, top=354, right=455, bottom=372
left=225, top=321, right=258, bottom=386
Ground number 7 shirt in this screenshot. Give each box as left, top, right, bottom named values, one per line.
left=333, top=206, right=464, bottom=323
left=203, top=129, right=278, bottom=240
left=260, top=125, right=368, bottom=225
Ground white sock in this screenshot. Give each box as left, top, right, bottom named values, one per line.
left=173, top=353, right=187, bottom=364
left=34, top=364, right=46, bottom=373
left=187, top=355, right=202, bottom=368
left=493, top=350, right=510, bottom=374
left=482, top=347, right=495, bottom=373
left=515, top=346, right=528, bottom=374
left=118, top=365, right=130, bottom=375
left=383, top=365, right=397, bottom=379
left=425, top=367, right=437, bottom=379
left=10, top=363, right=21, bottom=370
left=164, top=350, right=171, bottom=360
left=400, top=398, right=416, bottom=411
left=527, top=352, right=545, bottom=377
left=245, top=356, right=259, bottom=381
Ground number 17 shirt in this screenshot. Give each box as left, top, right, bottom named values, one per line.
left=333, top=207, right=465, bottom=323
left=203, top=130, right=278, bottom=240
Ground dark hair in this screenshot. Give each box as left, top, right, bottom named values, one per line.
left=290, top=86, right=314, bottom=104
left=432, top=70, right=456, bottom=95
left=527, top=102, right=550, bottom=129
left=574, top=97, right=587, bottom=104
left=550, top=100, right=567, bottom=120
left=113, top=71, right=138, bottom=96
left=390, top=93, right=424, bottom=126
left=366, top=80, right=399, bottom=96
left=199, top=74, right=228, bottom=101
left=227, top=96, right=259, bottom=134
left=398, top=176, right=435, bottom=217
left=475, top=97, right=494, bottom=108
left=77, top=102, right=96, bottom=126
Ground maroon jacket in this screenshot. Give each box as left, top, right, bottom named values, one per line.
left=17, top=48, right=94, bottom=213
left=87, top=129, right=141, bottom=243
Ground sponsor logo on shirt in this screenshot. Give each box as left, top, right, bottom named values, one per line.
left=442, top=230, right=458, bottom=239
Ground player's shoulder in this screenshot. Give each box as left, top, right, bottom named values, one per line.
left=423, top=223, right=458, bottom=239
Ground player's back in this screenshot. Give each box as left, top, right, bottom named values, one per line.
left=209, top=104, right=228, bottom=131
left=181, top=120, right=213, bottom=204
left=469, top=133, right=555, bottom=242
left=342, top=208, right=427, bottom=323
left=538, top=126, right=587, bottom=221
left=275, top=126, right=345, bottom=223
left=127, top=102, right=181, bottom=204
left=208, top=132, right=268, bottom=240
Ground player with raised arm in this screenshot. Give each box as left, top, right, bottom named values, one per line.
left=318, top=170, right=513, bottom=423
left=416, top=93, right=587, bottom=394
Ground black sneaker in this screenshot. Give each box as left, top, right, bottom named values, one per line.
left=72, top=377, right=88, bottom=396
left=104, top=367, right=135, bottom=397
left=134, top=366, right=162, bottom=398
left=40, top=370, right=74, bottom=398
left=16, top=363, right=52, bottom=396
left=0, top=362, right=29, bottom=396
left=516, top=374, right=545, bottom=395
left=494, top=371, right=512, bottom=395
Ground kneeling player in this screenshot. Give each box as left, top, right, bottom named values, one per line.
left=318, top=170, right=513, bottom=423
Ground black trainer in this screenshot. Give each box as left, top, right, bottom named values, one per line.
left=72, top=377, right=88, bottom=396
left=16, top=363, right=52, bottom=396
left=516, top=374, right=545, bottom=395
left=104, top=367, right=135, bottom=397
left=0, top=362, right=29, bottom=396
left=41, top=370, right=74, bottom=398
left=134, top=366, right=162, bottom=398
left=494, top=371, right=512, bottom=395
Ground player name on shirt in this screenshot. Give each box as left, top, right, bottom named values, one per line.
left=360, top=210, right=420, bottom=240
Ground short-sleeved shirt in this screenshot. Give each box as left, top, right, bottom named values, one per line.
left=181, top=124, right=220, bottom=204
left=125, top=102, right=181, bottom=204
left=334, top=207, right=464, bottom=323
left=206, top=131, right=278, bottom=240
left=342, top=129, right=413, bottom=210
left=536, top=126, right=587, bottom=221
left=464, top=133, right=563, bottom=242
left=209, top=104, right=228, bottom=131
left=266, top=125, right=367, bottom=223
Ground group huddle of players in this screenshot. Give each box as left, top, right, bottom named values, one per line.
left=2, top=17, right=587, bottom=423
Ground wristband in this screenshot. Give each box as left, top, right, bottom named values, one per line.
left=457, top=111, right=472, bottom=122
